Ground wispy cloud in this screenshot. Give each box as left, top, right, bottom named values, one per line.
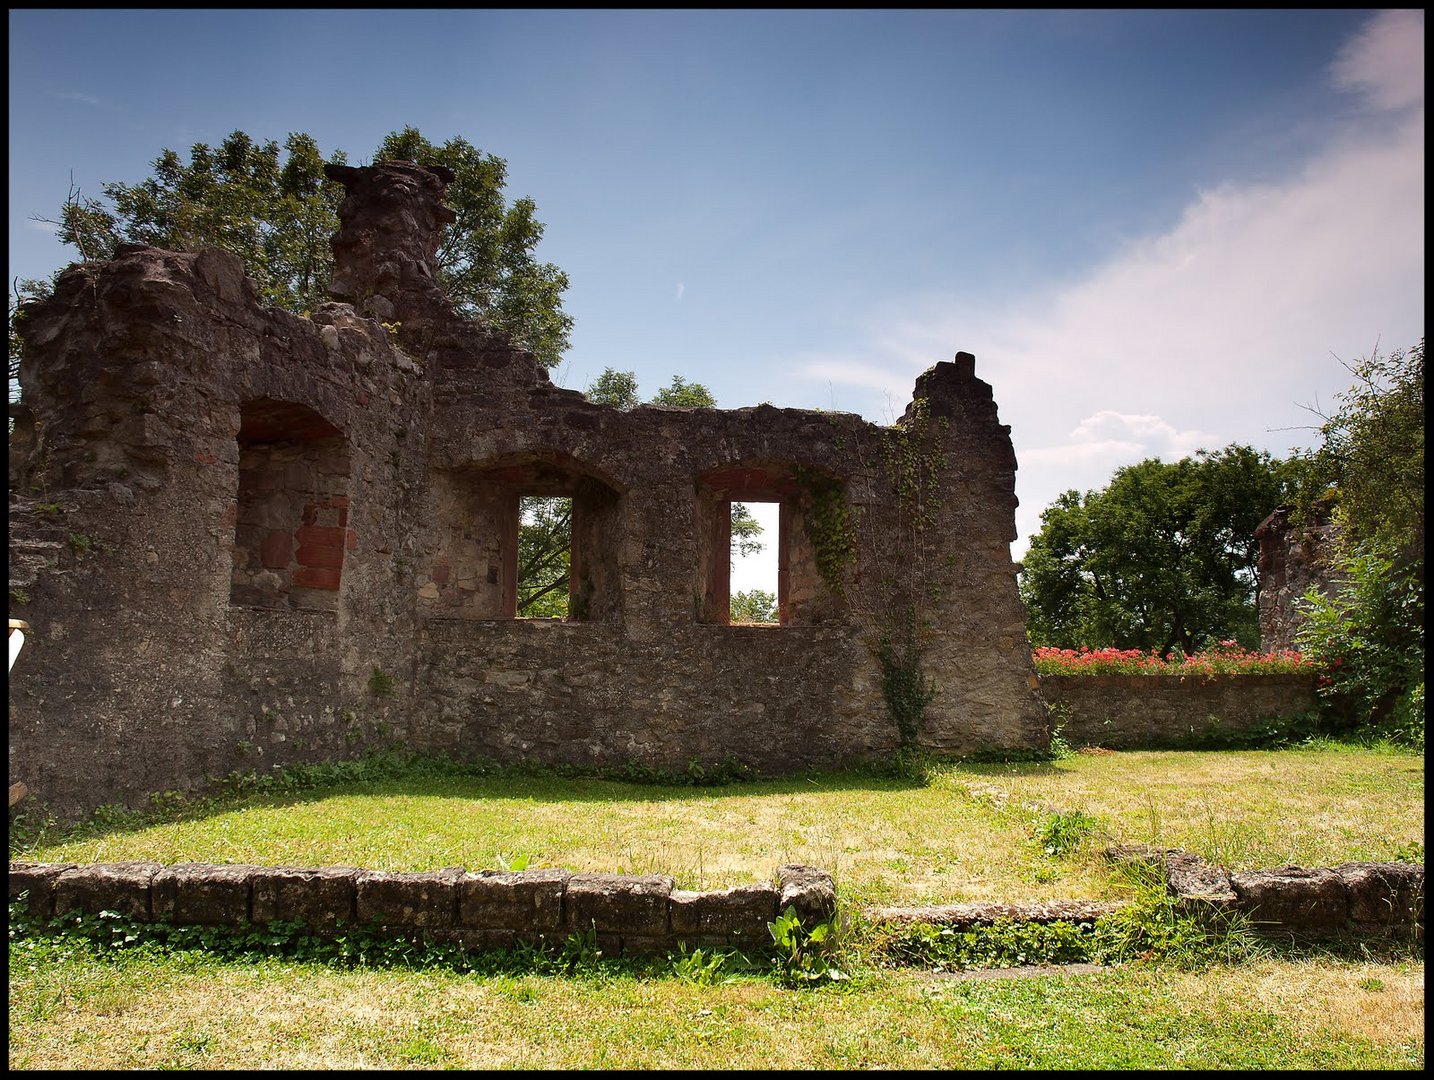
left=675, top=281, right=685, bottom=302
left=55, top=90, right=120, bottom=114
left=1330, top=8, right=1424, bottom=112
left=803, top=10, right=1424, bottom=554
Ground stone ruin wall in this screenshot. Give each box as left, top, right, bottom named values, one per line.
left=8, top=162, right=1049, bottom=824
left=1254, top=505, right=1339, bottom=653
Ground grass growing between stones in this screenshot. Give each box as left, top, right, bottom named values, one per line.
left=7, top=743, right=1423, bottom=1069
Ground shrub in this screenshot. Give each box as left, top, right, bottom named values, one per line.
left=1295, top=536, right=1424, bottom=750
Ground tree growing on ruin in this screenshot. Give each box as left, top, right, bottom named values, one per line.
left=29, top=126, right=572, bottom=369
left=1019, top=444, right=1301, bottom=657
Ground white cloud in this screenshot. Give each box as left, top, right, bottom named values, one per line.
left=1330, top=8, right=1425, bottom=112
left=804, top=11, right=1424, bottom=559
left=57, top=91, right=106, bottom=108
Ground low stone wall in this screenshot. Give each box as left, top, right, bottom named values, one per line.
left=8, top=861, right=836, bottom=956
left=1106, top=846, right=1424, bottom=941
left=1039, top=673, right=1318, bottom=749
left=866, top=851, right=1421, bottom=943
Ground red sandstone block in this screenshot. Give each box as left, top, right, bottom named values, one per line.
left=302, top=505, right=318, bottom=526
left=295, top=524, right=345, bottom=547
left=296, top=544, right=345, bottom=569
left=259, top=531, right=292, bottom=569
left=292, top=566, right=341, bottom=590
left=346, top=528, right=357, bottom=551
left=432, top=562, right=450, bottom=585
left=338, top=508, right=349, bottom=527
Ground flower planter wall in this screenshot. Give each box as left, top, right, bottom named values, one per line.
left=1038, top=673, right=1319, bottom=749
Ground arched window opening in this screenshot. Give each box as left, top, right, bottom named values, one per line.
left=694, top=463, right=846, bottom=627
left=422, top=453, right=622, bottom=622
left=230, top=399, right=351, bottom=611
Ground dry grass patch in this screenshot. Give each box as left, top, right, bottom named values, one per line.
left=9, top=950, right=1422, bottom=1070
left=1172, top=956, right=1425, bottom=1048
left=953, top=746, right=1423, bottom=870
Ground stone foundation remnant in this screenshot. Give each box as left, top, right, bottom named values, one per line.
left=8, top=860, right=837, bottom=956
left=8, top=161, right=1048, bottom=822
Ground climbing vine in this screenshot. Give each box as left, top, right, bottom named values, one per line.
left=877, top=606, right=936, bottom=749
left=881, top=395, right=949, bottom=546
left=794, top=466, right=859, bottom=598
left=860, top=386, right=954, bottom=747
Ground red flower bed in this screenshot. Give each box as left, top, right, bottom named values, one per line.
left=1033, top=641, right=1315, bottom=676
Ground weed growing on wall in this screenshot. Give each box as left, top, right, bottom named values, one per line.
left=766, top=905, right=848, bottom=986
left=877, top=608, right=935, bottom=750
left=794, top=466, right=859, bottom=599
left=367, top=667, right=397, bottom=697
left=874, top=864, right=1266, bottom=974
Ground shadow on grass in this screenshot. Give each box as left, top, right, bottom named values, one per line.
left=13, top=751, right=1002, bottom=852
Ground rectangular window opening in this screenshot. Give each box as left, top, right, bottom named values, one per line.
left=517, top=495, right=572, bottom=619
left=729, top=499, right=779, bottom=625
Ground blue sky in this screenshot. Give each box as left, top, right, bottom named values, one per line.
left=8, top=9, right=1425, bottom=593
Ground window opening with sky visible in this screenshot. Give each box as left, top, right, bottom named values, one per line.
left=730, top=500, right=778, bottom=623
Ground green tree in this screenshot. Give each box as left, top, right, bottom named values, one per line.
left=1019, top=444, right=1296, bottom=656
left=517, top=496, right=574, bottom=618
left=1295, top=340, right=1423, bottom=556
left=1295, top=537, right=1423, bottom=748
left=516, top=370, right=765, bottom=616
left=23, top=126, right=572, bottom=368
left=730, top=588, right=777, bottom=624
left=649, top=376, right=717, bottom=408
left=374, top=127, right=571, bottom=367
left=584, top=367, right=640, bottom=409
left=1291, top=340, right=1424, bottom=746
left=44, top=132, right=343, bottom=313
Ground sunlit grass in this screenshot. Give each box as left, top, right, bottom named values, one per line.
left=953, top=743, right=1424, bottom=871
left=6, top=943, right=1422, bottom=1070
left=11, top=744, right=1422, bottom=908
left=9, top=744, right=1423, bottom=1070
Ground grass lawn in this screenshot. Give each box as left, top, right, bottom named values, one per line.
left=8, top=741, right=1424, bottom=1069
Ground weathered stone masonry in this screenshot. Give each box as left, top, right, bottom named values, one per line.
left=9, top=161, right=1048, bottom=822
left=8, top=860, right=838, bottom=956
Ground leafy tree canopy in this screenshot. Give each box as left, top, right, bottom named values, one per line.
left=1289, top=340, right=1424, bottom=746
left=1019, top=444, right=1303, bottom=657
left=1292, top=339, right=1423, bottom=557
left=649, top=375, right=717, bottom=408
left=22, top=125, right=572, bottom=368
left=731, top=589, right=777, bottom=625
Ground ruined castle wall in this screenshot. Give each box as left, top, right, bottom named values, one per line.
left=1254, top=506, right=1339, bottom=652
left=9, top=162, right=1048, bottom=823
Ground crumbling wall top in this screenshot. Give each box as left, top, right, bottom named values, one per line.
left=324, top=161, right=456, bottom=324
